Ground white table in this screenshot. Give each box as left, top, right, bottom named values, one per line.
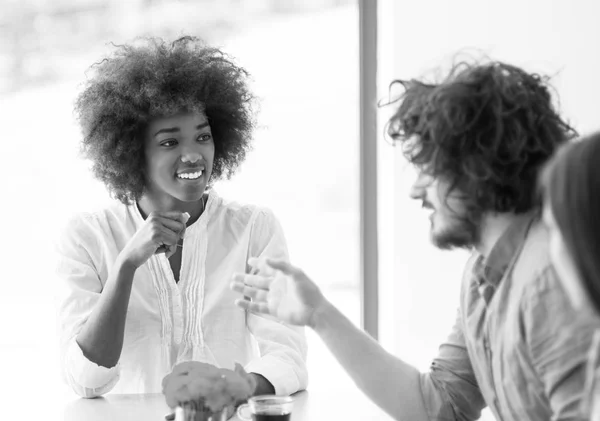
left=63, top=389, right=393, bottom=420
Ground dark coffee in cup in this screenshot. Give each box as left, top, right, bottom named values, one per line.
left=252, top=412, right=291, bottom=421
left=237, top=395, right=294, bottom=421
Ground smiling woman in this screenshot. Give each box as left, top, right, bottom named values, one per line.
left=143, top=113, right=215, bottom=220
left=55, top=36, right=308, bottom=400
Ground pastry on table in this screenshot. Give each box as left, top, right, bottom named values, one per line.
left=162, top=361, right=257, bottom=421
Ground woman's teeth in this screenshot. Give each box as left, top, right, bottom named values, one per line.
left=177, top=171, right=203, bottom=180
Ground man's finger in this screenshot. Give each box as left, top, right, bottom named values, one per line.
left=230, top=281, right=269, bottom=301
left=232, top=273, right=272, bottom=289
left=235, top=299, right=270, bottom=315
left=247, top=257, right=271, bottom=276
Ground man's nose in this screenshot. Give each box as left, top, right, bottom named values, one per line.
left=409, top=172, right=430, bottom=200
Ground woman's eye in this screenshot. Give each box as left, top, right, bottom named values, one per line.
left=198, top=133, right=212, bottom=142
left=160, top=139, right=177, bottom=147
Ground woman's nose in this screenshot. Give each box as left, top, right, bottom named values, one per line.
left=181, top=154, right=201, bottom=163
left=180, top=148, right=202, bottom=164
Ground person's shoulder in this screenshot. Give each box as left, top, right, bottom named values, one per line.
left=520, top=217, right=552, bottom=267
left=460, top=251, right=482, bottom=288
left=213, top=193, right=277, bottom=226
left=58, top=200, right=130, bottom=244
left=514, top=219, right=590, bottom=324
left=513, top=218, right=557, bottom=294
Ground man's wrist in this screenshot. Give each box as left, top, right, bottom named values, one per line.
left=309, top=298, right=333, bottom=332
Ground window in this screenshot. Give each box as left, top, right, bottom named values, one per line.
left=0, top=0, right=362, bottom=415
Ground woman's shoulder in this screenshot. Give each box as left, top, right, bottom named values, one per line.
left=58, top=201, right=133, bottom=243
left=212, top=192, right=276, bottom=225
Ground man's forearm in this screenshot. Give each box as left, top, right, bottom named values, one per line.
left=75, top=257, right=137, bottom=368
left=311, top=300, right=429, bottom=421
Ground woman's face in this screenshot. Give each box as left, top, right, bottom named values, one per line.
left=543, top=202, right=589, bottom=310
left=143, top=111, right=215, bottom=207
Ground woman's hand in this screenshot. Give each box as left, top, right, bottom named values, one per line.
left=120, top=211, right=189, bottom=268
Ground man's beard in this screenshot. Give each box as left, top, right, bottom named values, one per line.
left=431, top=213, right=481, bottom=250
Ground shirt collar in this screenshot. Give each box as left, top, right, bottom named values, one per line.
left=131, top=188, right=219, bottom=234
left=474, top=211, right=538, bottom=287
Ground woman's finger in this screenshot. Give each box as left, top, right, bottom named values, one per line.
left=156, top=225, right=180, bottom=245
left=153, top=211, right=190, bottom=222
left=153, top=226, right=180, bottom=257
left=164, top=244, right=177, bottom=259
left=155, top=243, right=177, bottom=257
left=153, top=216, right=186, bottom=234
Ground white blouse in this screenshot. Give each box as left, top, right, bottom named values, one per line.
left=55, top=190, right=307, bottom=398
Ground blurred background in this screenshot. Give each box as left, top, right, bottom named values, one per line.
left=1, top=0, right=599, bottom=420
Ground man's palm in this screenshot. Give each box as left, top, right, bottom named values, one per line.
left=232, top=258, right=325, bottom=327
left=267, top=272, right=316, bottom=325
left=250, top=259, right=325, bottom=327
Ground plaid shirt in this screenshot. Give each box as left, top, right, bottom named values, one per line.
left=420, top=213, right=597, bottom=420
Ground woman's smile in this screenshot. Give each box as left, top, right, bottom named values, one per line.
left=176, top=168, right=205, bottom=181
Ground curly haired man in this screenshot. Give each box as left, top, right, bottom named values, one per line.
left=231, top=61, right=598, bottom=420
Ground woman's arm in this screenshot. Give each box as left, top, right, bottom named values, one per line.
left=56, top=214, right=124, bottom=397
left=74, top=256, right=136, bottom=368
left=57, top=211, right=187, bottom=396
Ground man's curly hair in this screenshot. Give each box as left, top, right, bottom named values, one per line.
left=75, top=36, right=256, bottom=204
left=386, top=61, right=577, bottom=215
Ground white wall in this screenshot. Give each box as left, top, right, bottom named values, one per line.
left=377, top=0, right=600, bottom=411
